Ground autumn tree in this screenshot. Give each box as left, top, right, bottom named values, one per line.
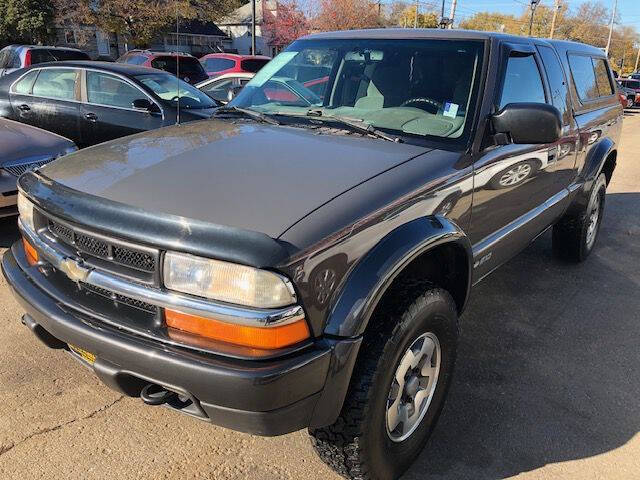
left=54, top=0, right=242, bottom=49
left=263, top=1, right=309, bottom=50
left=0, top=0, right=55, bottom=45
left=313, top=0, right=382, bottom=31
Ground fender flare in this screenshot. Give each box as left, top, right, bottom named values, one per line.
left=323, top=216, right=473, bottom=338
left=569, top=137, right=616, bottom=215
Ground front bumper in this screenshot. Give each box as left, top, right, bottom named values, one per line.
left=2, top=243, right=362, bottom=436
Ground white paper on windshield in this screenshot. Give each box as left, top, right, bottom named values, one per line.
left=247, top=51, right=299, bottom=88
left=443, top=102, right=459, bottom=118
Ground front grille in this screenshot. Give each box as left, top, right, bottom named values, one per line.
left=79, top=282, right=158, bottom=314
left=48, top=220, right=157, bottom=273
left=75, top=232, right=109, bottom=257
left=3, top=159, right=53, bottom=177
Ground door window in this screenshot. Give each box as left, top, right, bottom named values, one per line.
left=32, top=68, right=78, bottom=100
left=593, top=58, right=614, bottom=96
left=12, top=70, right=39, bottom=94
left=568, top=54, right=599, bottom=101
left=537, top=45, right=571, bottom=123
left=499, top=54, right=546, bottom=109
left=86, top=71, right=145, bottom=109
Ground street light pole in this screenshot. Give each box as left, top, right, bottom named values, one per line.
left=251, top=0, right=256, bottom=55
left=634, top=44, right=640, bottom=73
left=549, top=0, right=561, bottom=39
left=528, top=0, right=541, bottom=37
left=448, top=0, right=458, bottom=29
left=605, top=0, right=618, bottom=56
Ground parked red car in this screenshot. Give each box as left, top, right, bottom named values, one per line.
left=199, top=53, right=270, bottom=78
left=116, top=50, right=208, bottom=85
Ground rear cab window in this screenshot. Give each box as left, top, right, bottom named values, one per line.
left=568, top=54, right=614, bottom=103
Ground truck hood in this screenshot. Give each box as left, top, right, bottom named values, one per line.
left=0, top=118, right=75, bottom=166
left=41, top=119, right=429, bottom=238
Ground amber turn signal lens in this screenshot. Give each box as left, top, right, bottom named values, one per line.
left=165, top=309, right=310, bottom=350
left=22, top=237, right=39, bottom=266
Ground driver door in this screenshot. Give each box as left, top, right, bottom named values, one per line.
left=468, top=44, right=573, bottom=281
left=80, top=70, right=163, bottom=146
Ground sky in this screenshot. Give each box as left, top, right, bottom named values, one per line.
left=384, top=0, right=640, bottom=31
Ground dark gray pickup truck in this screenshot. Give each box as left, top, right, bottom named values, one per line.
left=2, top=29, right=621, bottom=480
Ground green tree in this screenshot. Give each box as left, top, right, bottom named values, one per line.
left=0, top=0, right=55, bottom=45
left=54, top=0, right=242, bottom=49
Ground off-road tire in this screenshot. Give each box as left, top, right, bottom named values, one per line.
left=309, top=286, right=459, bottom=480
left=553, top=172, right=607, bottom=262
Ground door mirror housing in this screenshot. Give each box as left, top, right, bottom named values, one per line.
left=132, top=98, right=158, bottom=113
left=491, top=103, right=562, bottom=145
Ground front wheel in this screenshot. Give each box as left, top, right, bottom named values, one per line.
left=309, top=287, right=459, bottom=480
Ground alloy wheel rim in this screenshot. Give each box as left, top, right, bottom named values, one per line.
left=386, top=332, right=441, bottom=442
left=499, top=163, right=532, bottom=187
left=586, top=195, right=601, bottom=249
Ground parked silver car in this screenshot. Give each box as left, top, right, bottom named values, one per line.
left=0, top=45, right=90, bottom=77
left=0, top=118, right=76, bottom=217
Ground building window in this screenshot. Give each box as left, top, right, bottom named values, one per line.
left=64, top=29, right=77, bottom=45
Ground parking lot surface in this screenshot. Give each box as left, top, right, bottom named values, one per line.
left=1, top=113, right=639, bottom=480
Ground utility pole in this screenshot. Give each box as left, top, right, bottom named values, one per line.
left=605, top=0, right=618, bottom=56
left=440, top=0, right=446, bottom=24
left=634, top=45, right=640, bottom=73
left=448, top=0, right=458, bottom=29
left=528, top=0, right=541, bottom=37
left=251, top=0, right=256, bottom=55
left=414, top=0, right=418, bottom=28
left=549, top=0, right=561, bottom=39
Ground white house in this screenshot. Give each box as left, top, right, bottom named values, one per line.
left=217, top=0, right=278, bottom=56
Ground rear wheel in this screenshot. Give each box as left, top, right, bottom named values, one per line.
left=309, top=287, right=459, bottom=480
left=553, top=173, right=607, bottom=262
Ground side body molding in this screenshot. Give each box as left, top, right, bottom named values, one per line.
left=324, top=216, right=473, bottom=338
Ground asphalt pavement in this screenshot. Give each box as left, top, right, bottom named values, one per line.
left=0, top=113, right=639, bottom=479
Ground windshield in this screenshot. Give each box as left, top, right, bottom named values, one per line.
left=230, top=38, right=484, bottom=141
left=136, top=73, right=216, bottom=109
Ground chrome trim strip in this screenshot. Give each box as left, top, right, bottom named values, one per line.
left=20, top=220, right=304, bottom=327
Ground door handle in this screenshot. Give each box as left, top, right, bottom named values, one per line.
left=85, top=112, right=97, bottom=122
left=17, top=104, right=30, bottom=112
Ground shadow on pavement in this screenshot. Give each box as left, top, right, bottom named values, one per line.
left=405, top=192, right=640, bottom=479
left=0, top=216, right=19, bottom=249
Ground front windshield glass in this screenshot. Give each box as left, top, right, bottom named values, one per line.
left=231, top=38, right=484, bottom=140
left=136, top=73, right=216, bottom=109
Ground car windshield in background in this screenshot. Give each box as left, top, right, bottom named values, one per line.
left=231, top=38, right=484, bottom=141
left=31, top=49, right=90, bottom=64
left=136, top=73, right=216, bottom=109
left=150, top=56, right=205, bottom=75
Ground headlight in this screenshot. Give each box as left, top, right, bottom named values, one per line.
left=17, top=192, right=35, bottom=231
left=163, top=251, right=296, bottom=309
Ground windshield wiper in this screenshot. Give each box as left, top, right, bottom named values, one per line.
left=305, top=110, right=403, bottom=143
left=213, top=106, right=281, bottom=126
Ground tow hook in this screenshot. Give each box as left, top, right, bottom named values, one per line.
left=140, top=383, right=178, bottom=406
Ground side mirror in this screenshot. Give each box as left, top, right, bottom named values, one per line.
left=491, top=103, right=562, bottom=145
left=226, top=86, right=243, bottom=102
left=132, top=98, right=158, bottom=113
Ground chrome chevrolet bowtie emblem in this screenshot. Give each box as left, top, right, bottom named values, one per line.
left=60, top=258, right=90, bottom=283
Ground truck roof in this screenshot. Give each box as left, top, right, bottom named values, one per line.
left=302, top=28, right=607, bottom=57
